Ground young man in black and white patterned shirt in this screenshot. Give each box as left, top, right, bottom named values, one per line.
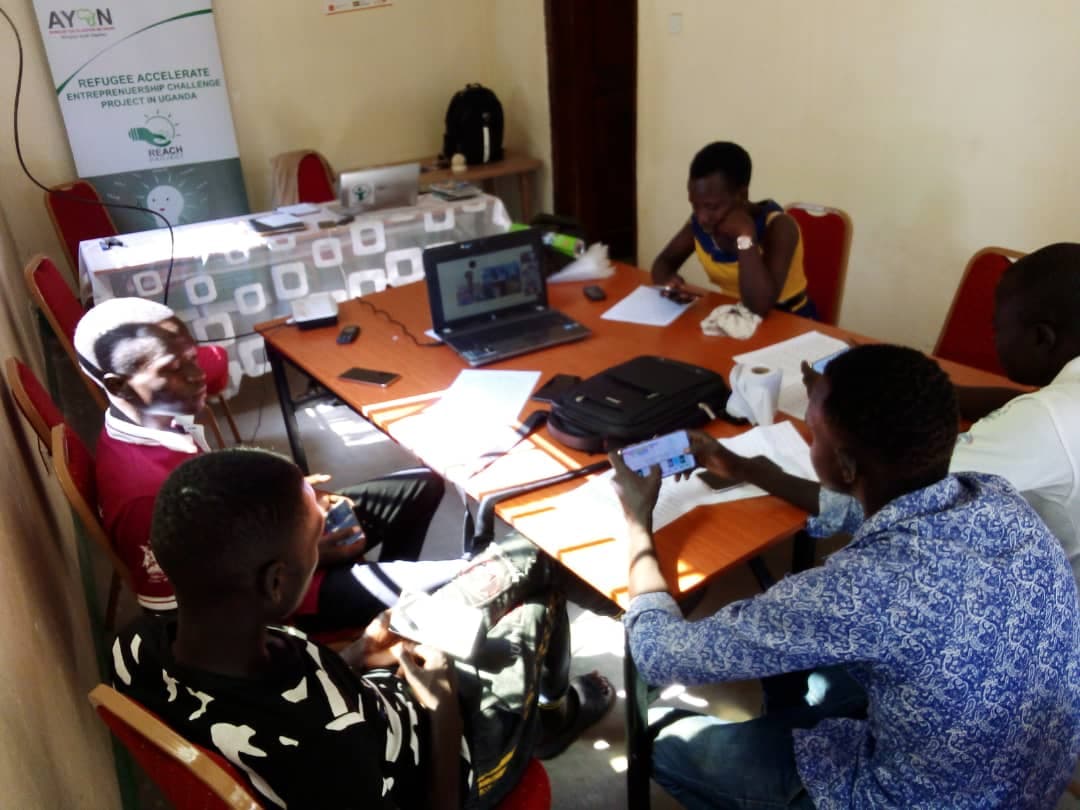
left=111, top=447, right=612, bottom=809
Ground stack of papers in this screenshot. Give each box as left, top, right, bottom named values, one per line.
left=249, top=212, right=306, bottom=234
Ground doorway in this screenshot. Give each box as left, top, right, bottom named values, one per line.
left=544, top=0, right=637, bottom=263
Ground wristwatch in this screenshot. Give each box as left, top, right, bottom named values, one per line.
left=736, top=234, right=755, bottom=251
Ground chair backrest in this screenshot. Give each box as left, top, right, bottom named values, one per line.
left=44, top=180, right=119, bottom=281
left=88, top=684, right=262, bottom=810
left=51, top=423, right=132, bottom=586
left=785, top=203, right=853, bottom=326
left=3, top=356, right=65, bottom=449
left=24, top=253, right=107, bottom=410
left=934, top=246, right=1025, bottom=376
left=297, top=151, right=336, bottom=204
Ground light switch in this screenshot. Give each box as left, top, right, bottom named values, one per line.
left=668, top=13, right=683, bottom=34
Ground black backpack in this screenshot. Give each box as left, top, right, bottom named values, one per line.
left=442, top=84, right=504, bottom=165
left=547, top=355, right=736, bottom=454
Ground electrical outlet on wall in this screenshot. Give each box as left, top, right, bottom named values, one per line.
left=668, top=13, right=683, bottom=34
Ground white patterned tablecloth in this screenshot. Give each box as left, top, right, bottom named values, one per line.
left=79, top=194, right=510, bottom=390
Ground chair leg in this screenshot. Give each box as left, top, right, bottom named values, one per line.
left=201, top=407, right=226, bottom=449
left=214, top=395, right=242, bottom=443
left=105, top=572, right=121, bottom=632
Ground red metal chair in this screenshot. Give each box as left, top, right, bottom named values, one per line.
left=4, top=356, right=65, bottom=450
left=44, top=180, right=119, bottom=284
left=90, top=680, right=551, bottom=810
left=52, top=424, right=133, bottom=631
left=23, top=253, right=240, bottom=445
left=935, top=246, right=1025, bottom=375
left=297, top=151, right=336, bottom=204
left=89, top=684, right=261, bottom=810
left=785, top=203, right=853, bottom=326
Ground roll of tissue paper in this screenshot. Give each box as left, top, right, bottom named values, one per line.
left=726, top=363, right=783, bottom=425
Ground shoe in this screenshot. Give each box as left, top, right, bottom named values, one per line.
left=535, top=671, right=615, bottom=760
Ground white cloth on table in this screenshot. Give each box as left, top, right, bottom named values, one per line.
left=699, top=302, right=762, bottom=339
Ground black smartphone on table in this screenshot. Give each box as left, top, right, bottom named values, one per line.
left=339, top=367, right=401, bottom=387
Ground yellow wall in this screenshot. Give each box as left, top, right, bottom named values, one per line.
left=638, top=0, right=1080, bottom=348
left=0, top=0, right=553, bottom=267
left=0, top=211, right=120, bottom=803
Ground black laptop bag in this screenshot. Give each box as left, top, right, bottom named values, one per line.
left=546, top=355, right=735, bottom=454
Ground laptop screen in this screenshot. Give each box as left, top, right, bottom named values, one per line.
left=425, top=230, right=547, bottom=331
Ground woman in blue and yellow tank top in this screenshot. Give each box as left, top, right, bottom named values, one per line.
left=651, top=142, right=817, bottom=319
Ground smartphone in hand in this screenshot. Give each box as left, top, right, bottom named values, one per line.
left=324, top=498, right=363, bottom=545
left=621, top=430, right=696, bottom=478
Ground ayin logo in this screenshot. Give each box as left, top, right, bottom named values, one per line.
left=47, top=8, right=114, bottom=30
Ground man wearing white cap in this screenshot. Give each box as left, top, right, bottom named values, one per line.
left=75, top=298, right=460, bottom=625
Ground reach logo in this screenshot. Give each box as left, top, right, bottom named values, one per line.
left=129, top=112, right=183, bottom=161
left=46, top=8, right=114, bottom=31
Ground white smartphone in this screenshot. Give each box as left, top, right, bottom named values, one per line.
left=620, top=429, right=695, bottom=478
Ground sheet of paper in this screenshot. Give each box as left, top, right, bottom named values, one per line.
left=276, top=203, right=322, bottom=215
left=600, top=285, right=695, bottom=327
left=556, top=422, right=816, bottom=533
left=428, top=370, right=540, bottom=422
left=733, top=331, right=849, bottom=419
left=390, top=370, right=540, bottom=477
left=718, top=421, right=818, bottom=481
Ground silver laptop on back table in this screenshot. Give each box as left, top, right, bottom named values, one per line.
left=423, top=229, right=591, bottom=367
left=338, top=162, right=420, bottom=213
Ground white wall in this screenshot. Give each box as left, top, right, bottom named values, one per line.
left=638, top=0, right=1080, bottom=348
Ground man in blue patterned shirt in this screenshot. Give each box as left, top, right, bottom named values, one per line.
left=612, top=344, right=1080, bottom=809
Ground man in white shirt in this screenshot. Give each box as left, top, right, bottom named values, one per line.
left=705, top=242, right=1080, bottom=585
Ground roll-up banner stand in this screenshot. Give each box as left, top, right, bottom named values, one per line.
left=34, top=2, right=250, bottom=231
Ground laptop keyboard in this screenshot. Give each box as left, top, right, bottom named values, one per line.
left=452, top=312, right=586, bottom=363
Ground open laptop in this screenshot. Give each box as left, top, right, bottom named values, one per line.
left=423, top=228, right=591, bottom=366
left=338, top=162, right=420, bottom=213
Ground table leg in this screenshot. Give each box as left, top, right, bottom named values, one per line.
left=625, top=635, right=653, bottom=810
left=266, top=342, right=310, bottom=474
left=519, top=171, right=535, bottom=224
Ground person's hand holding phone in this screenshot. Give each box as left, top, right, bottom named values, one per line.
left=318, top=494, right=367, bottom=563
left=609, top=448, right=662, bottom=531
left=686, top=429, right=750, bottom=483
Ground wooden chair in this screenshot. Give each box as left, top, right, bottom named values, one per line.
left=4, top=356, right=65, bottom=450
left=785, top=203, right=853, bottom=326
left=88, top=684, right=261, bottom=810
left=52, top=423, right=134, bottom=631
left=935, top=246, right=1025, bottom=376
left=90, top=681, right=550, bottom=810
left=44, top=180, right=120, bottom=284
left=23, top=253, right=240, bottom=446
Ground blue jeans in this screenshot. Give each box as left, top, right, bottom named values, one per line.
left=649, top=667, right=866, bottom=810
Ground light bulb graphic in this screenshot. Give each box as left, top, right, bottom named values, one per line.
left=146, top=184, right=184, bottom=225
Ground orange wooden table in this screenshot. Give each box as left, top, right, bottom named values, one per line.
left=257, top=263, right=1014, bottom=608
